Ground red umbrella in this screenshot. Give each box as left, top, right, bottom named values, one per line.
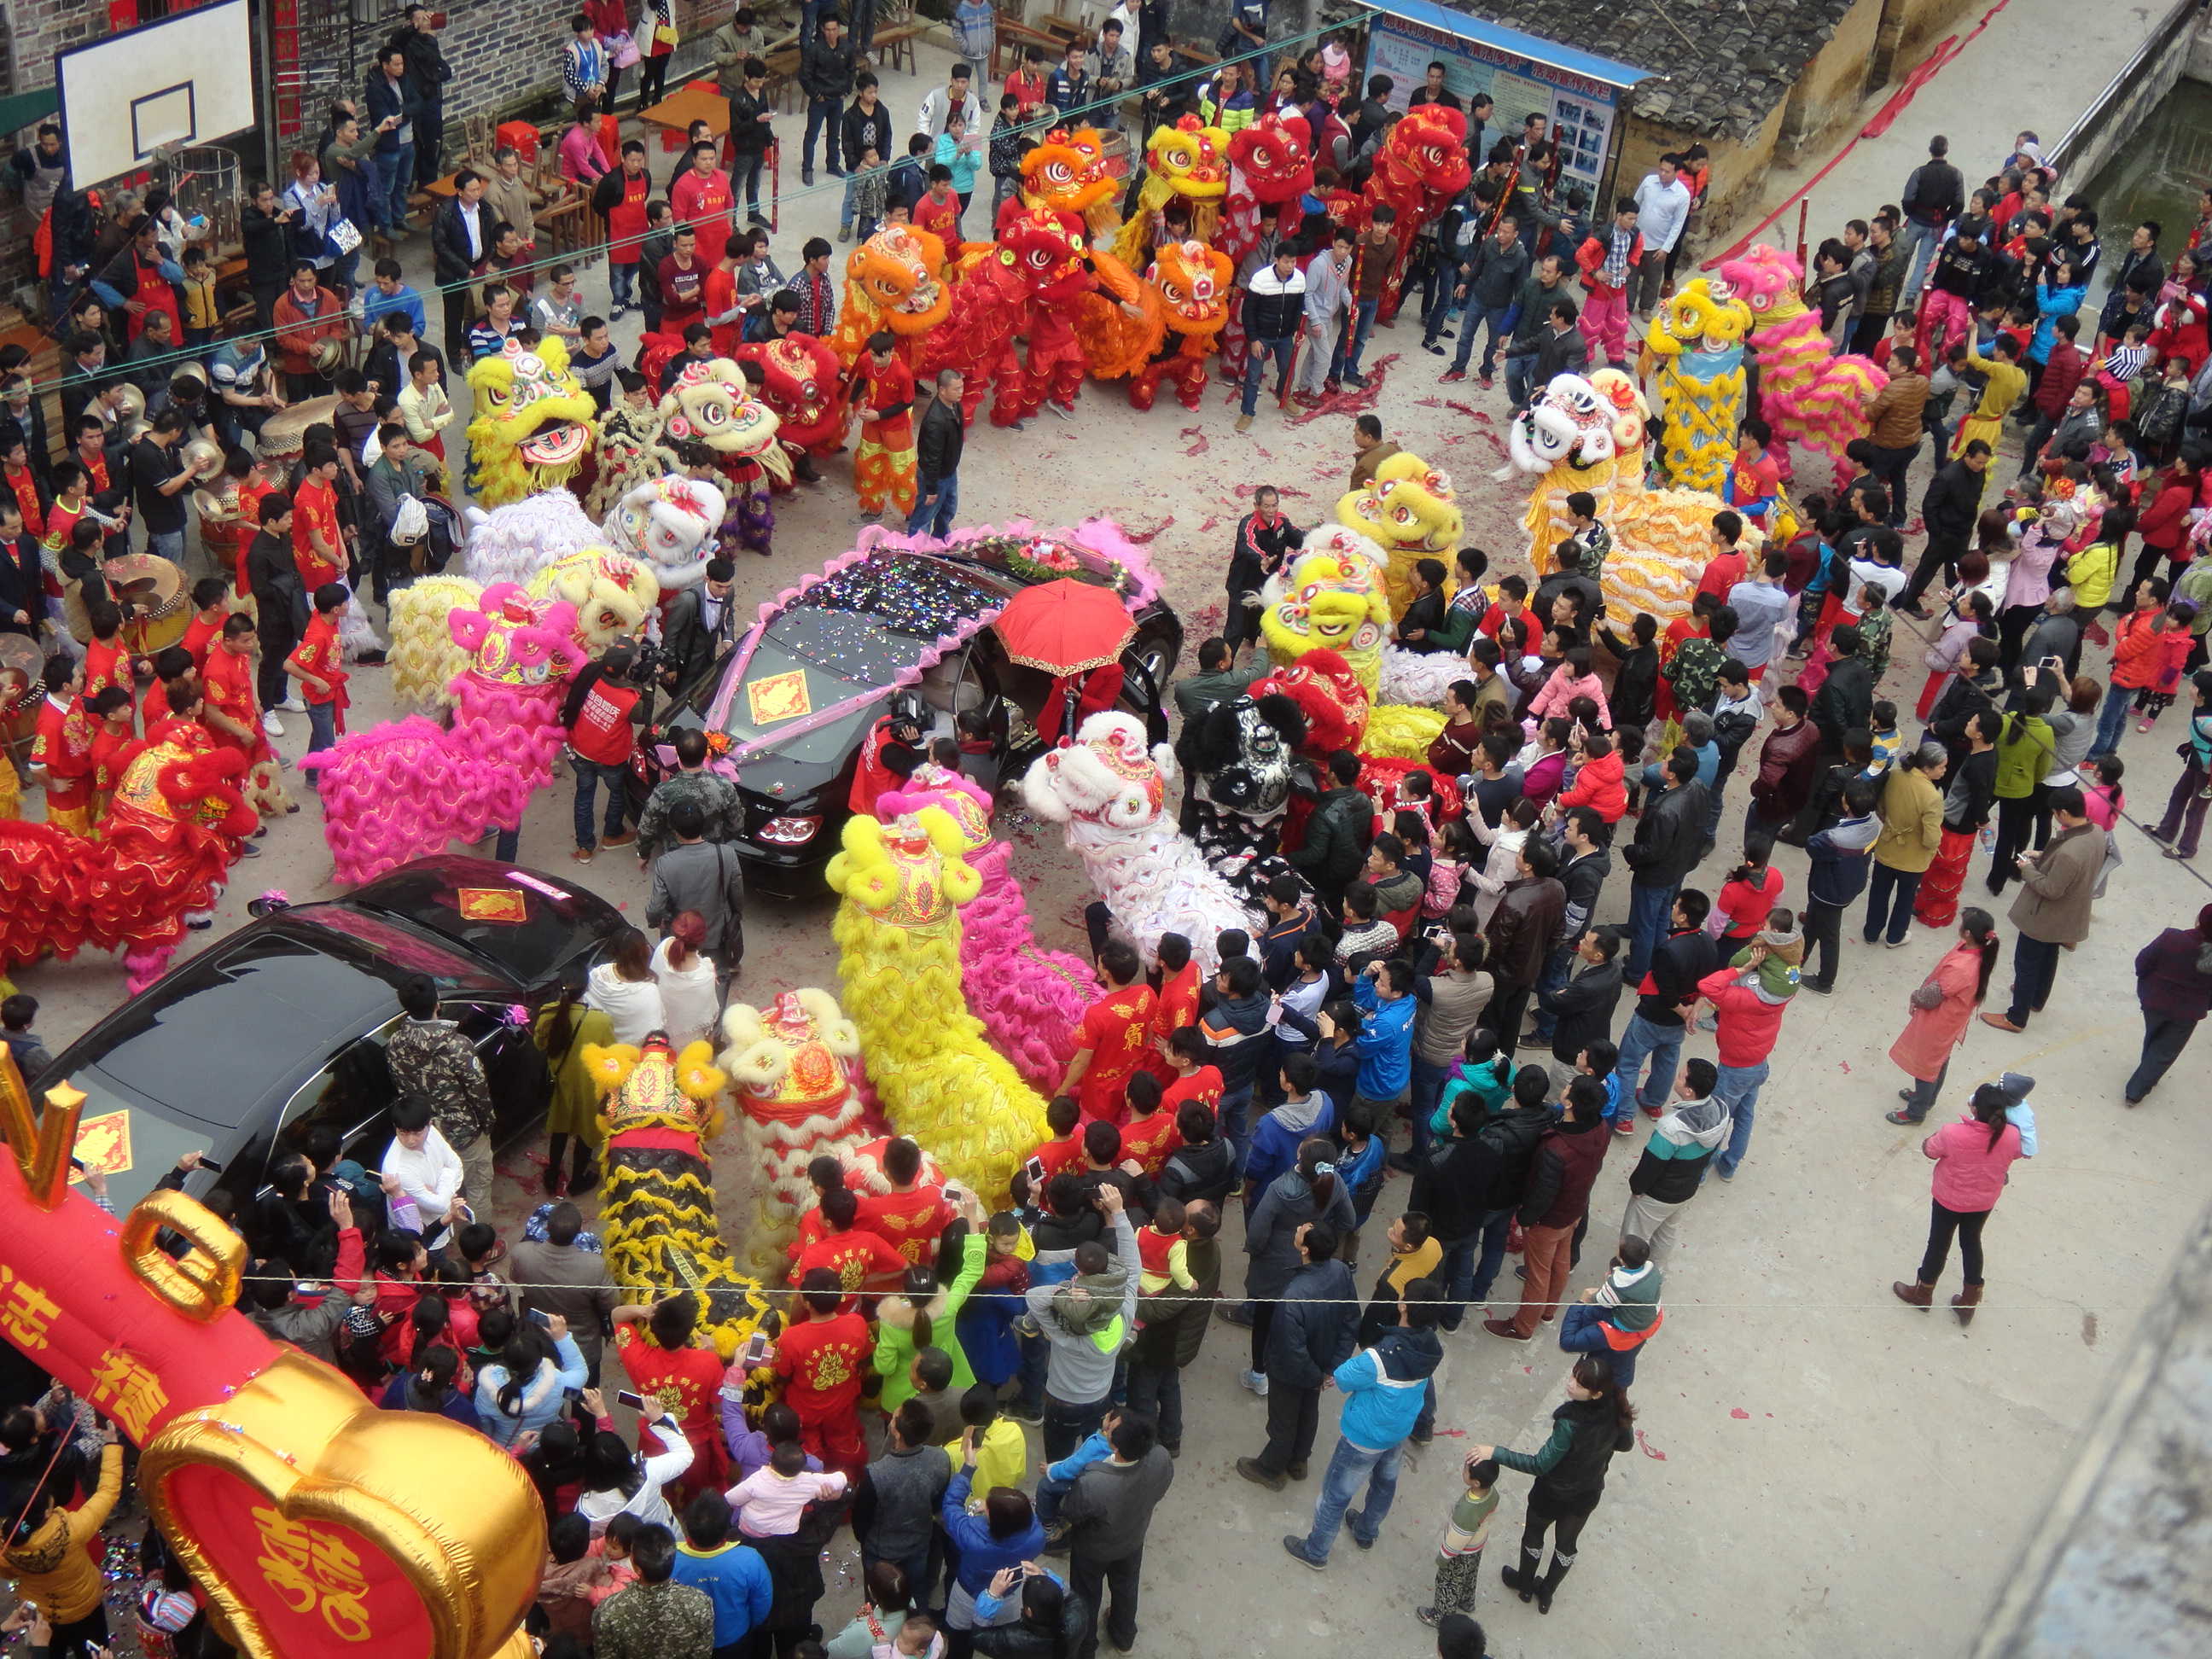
left=992, top=578, right=1136, bottom=674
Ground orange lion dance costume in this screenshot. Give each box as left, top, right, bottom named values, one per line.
left=1076, top=239, right=1235, bottom=411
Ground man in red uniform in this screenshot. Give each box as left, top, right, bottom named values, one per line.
left=611, top=1295, right=730, bottom=1503
left=561, top=643, right=648, bottom=861
left=772, top=1268, right=875, bottom=1479
left=856, top=1137, right=954, bottom=1266
left=847, top=705, right=924, bottom=815
left=200, top=614, right=275, bottom=783
left=788, top=1187, right=907, bottom=1311
left=292, top=446, right=348, bottom=597
left=1059, top=940, right=1155, bottom=1123
left=285, top=581, right=352, bottom=765
left=79, top=600, right=134, bottom=706
left=84, top=687, right=136, bottom=825
left=1143, top=930, right=1201, bottom=1082
left=1158, top=1027, right=1225, bottom=1124
left=28, top=655, right=95, bottom=836
left=1025, top=1095, right=1086, bottom=1190
left=1117, top=1072, right=1183, bottom=1177
left=851, top=329, right=917, bottom=521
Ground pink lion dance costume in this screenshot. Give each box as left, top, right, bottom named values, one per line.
left=0, top=722, right=254, bottom=992
left=306, top=585, right=585, bottom=883
left=1714, top=245, right=1886, bottom=486
left=877, top=772, right=1095, bottom=1097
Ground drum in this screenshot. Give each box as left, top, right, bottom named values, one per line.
left=0, top=632, right=39, bottom=747
left=258, top=395, right=340, bottom=460
left=63, top=553, right=188, bottom=653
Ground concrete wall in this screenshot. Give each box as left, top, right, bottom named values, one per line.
left=1881, top=0, right=1981, bottom=79
left=1778, top=0, right=1887, bottom=155
left=2051, top=3, right=2204, bottom=183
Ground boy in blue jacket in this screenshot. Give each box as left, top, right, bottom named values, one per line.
left=1284, top=1280, right=1447, bottom=1568
left=1350, top=958, right=1417, bottom=1129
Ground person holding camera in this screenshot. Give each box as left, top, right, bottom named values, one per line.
left=562, top=641, right=653, bottom=863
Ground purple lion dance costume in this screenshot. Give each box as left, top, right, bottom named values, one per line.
left=304, top=585, right=586, bottom=883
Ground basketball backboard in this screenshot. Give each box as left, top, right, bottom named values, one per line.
left=56, top=1, right=256, bottom=189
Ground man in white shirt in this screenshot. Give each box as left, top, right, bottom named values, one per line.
left=381, top=1095, right=466, bottom=1243
left=917, top=63, right=982, bottom=137
left=1631, top=154, right=1692, bottom=317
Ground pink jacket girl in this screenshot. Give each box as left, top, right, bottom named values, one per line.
left=1894, top=1080, right=2023, bottom=1324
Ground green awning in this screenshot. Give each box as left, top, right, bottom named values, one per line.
left=0, top=88, right=60, bottom=137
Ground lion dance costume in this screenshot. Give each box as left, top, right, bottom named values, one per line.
left=659, top=356, right=790, bottom=556
left=1259, top=532, right=1447, bottom=760
left=919, top=205, right=1097, bottom=427
left=715, top=990, right=873, bottom=1273
left=827, top=225, right=953, bottom=367
left=0, top=722, right=253, bottom=992
left=464, top=337, right=601, bottom=507
left=1216, top=112, right=1315, bottom=365
left=1505, top=369, right=1738, bottom=628
left=1021, top=711, right=1260, bottom=975
left=1714, top=245, right=1885, bottom=484
left=1113, top=119, right=1230, bottom=266
left=1642, top=279, right=1754, bottom=496
left=1361, top=106, right=1472, bottom=323
left=825, top=806, right=1050, bottom=1201
left=1337, top=451, right=1465, bottom=615
left=1008, top=126, right=1120, bottom=239
left=877, top=773, right=1093, bottom=1097
left=1075, top=240, right=1235, bottom=412
left=586, top=1034, right=771, bottom=1359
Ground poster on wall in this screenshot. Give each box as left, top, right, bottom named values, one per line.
left=1362, top=4, right=1647, bottom=196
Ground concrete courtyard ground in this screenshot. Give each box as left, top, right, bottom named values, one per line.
left=14, top=13, right=2212, bottom=1654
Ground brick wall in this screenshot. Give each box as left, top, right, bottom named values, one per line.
left=2, top=0, right=113, bottom=92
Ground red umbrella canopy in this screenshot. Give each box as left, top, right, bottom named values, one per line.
left=992, top=577, right=1137, bottom=674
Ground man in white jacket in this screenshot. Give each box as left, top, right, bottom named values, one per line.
left=381, top=1094, right=466, bottom=1244
left=1297, top=228, right=1356, bottom=401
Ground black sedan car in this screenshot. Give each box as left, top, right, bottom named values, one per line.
left=35, top=857, right=627, bottom=1215
left=632, top=532, right=1182, bottom=897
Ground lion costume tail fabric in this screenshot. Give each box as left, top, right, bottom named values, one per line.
left=587, top=1037, right=771, bottom=1360
left=825, top=809, right=1050, bottom=1203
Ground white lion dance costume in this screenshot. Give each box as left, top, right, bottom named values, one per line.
left=824, top=806, right=1051, bottom=1202
left=876, top=773, right=1093, bottom=1098
left=716, top=990, right=874, bottom=1273
left=1021, top=710, right=1259, bottom=975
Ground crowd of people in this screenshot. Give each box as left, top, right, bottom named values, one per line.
left=8, top=8, right=2212, bottom=1659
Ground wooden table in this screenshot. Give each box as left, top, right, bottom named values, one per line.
left=869, top=21, right=923, bottom=75
left=638, top=84, right=731, bottom=139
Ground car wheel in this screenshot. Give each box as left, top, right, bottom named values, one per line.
left=1132, top=636, right=1175, bottom=693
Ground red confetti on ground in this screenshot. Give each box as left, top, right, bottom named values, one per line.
left=1196, top=515, right=1220, bottom=534
left=1179, top=426, right=1203, bottom=438
left=1284, top=353, right=1401, bottom=426
left=1412, top=397, right=1447, bottom=409
left=1122, top=515, right=1175, bottom=544
left=1433, top=1428, right=1467, bottom=1438
left=1635, top=1429, right=1668, bottom=1460
left=1254, top=446, right=1274, bottom=460
left=1184, top=436, right=1211, bottom=457
left=1442, top=401, right=1482, bottom=421
left=1273, top=485, right=1313, bottom=498
left=1729, top=1408, right=1751, bottom=1420
left=1839, top=1061, right=1852, bottom=1073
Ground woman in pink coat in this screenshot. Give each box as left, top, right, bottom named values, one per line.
left=1893, top=1082, right=2025, bottom=1324
left=1526, top=645, right=1612, bottom=730
left=1884, top=909, right=2000, bottom=1125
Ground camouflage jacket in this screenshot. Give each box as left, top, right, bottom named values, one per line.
left=384, top=1017, right=493, bottom=1150
left=636, top=767, right=746, bottom=863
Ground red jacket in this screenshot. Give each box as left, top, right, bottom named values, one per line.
left=1556, top=748, right=1627, bottom=822
left=1575, top=229, right=1644, bottom=298
left=2109, top=608, right=2170, bottom=690
left=2032, top=338, right=2087, bottom=416
left=1697, top=966, right=1787, bottom=1067
left=2137, top=474, right=2194, bottom=554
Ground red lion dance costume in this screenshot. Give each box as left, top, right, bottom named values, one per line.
left=918, top=205, right=1097, bottom=427
left=0, top=721, right=254, bottom=992
left=1216, top=111, right=1316, bottom=366
left=1361, top=106, right=1472, bottom=323
left=306, top=585, right=586, bottom=884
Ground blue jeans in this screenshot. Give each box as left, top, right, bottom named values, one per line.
left=572, top=756, right=631, bottom=850
left=1016, top=1327, right=1050, bottom=1414
left=1033, top=1467, right=1077, bottom=1529
left=1345, top=298, right=1380, bottom=375
left=492, top=825, right=520, bottom=862
left=840, top=167, right=866, bottom=227
left=907, top=471, right=958, bottom=536
left=1524, top=940, right=1576, bottom=1042
left=375, top=145, right=414, bottom=229
left=1436, top=1205, right=1516, bottom=1330
left=610, top=261, right=636, bottom=310
left=145, top=528, right=186, bottom=565
left=1406, top=1057, right=1448, bottom=1159
left=1219, top=1084, right=1253, bottom=1178
left=1623, top=880, right=1679, bottom=986
left=804, top=96, right=844, bottom=173
left=1241, top=335, right=1294, bottom=416
left=1861, top=862, right=1921, bottom=946
left=1301, top=1435, right=1401, bottom=1560
left=1505, top=351, right=1536, bottom=407
left=2092, top=678, right=2133, bottom=756
left=1898, top=219, right=1940, bottom=300
left=1042, top=1393, right=1105, bottom=1463
left=1614, top=1010, right=1685, bottom=1114
left=1124, top=1359, right=1183, bottom=1450
left=305, top=698, right=336, bottom=771
left=1450, top=298, right=1505, bottom=375
left=1712, top=1058, right=1770, bottom=1178
left=733, top=151, right=765, bottom=213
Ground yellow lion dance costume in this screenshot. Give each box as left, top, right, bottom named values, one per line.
left=585, top=1034, right=771, bottom=1360
left=716, top=989, right=873, bottom=1274
left=1640, top=278, right=1754, bottom=497
left=465, top=337, right=601, bottom=507
left=1505, top=368, right=1747, bottom=628
left=1112, top=118, right=1229, bottom=265
left=1337, top=451, right=1465, bottom=615
left=1260, top=531, right=1447, bottom=760
left=825, top=806, right=1048, bottom=1202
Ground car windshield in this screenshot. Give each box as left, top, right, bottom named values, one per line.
left=719, top=554, right=1002, bottom=748
left=341, top=864, right=613, bottom=986
left=57, top=1071, right=246, bottom=1211
left=46, top=929, right=416, bottom=1128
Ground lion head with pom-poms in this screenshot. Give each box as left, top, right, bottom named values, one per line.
left=1338, top=451, right=1464, bottom=615
left=602, top=475, right=727, bottom=593
left=1252, top=646, right=1371, bottom=758
left=1371, top=103, right=1471, bottom=216
left=837, top=225, right=952, bottom=352
left=586, top=1033, right=771, bottom=1359
left=1260, top=533, right=1392, bottom=692
left=1229, top=111, right=1314, bottom=206
left=736, top=334, right=850, bottom=457
left=826, top=806, right=1050, bottom=1200
left=465, top=337, right=600, bottom=506
left=659, top=356, right=792, bottom=483
left=717, top=989, right=871, bottom=1273
left=1020, top=126, right=1116, bottom=220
